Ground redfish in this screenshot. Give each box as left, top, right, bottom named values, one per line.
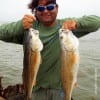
left=23, top=28, right=43, bottom=100
left=59, top=29, right=79, bottom=100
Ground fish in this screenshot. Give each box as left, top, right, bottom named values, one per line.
left=59, top=28, right=80, bottom=100
left=23, top=28, right=43, bottom=100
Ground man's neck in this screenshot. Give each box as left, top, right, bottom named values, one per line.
left=40, top=21, right=56, bottom=27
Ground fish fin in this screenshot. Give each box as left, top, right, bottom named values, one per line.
left=74, top=82, right=77, bottom=87
left=33, top=80, right=36, bottom=87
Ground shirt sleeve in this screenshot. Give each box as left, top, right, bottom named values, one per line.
left=74, top=15, right=100, bottom=38
left=58, top=15, right=100, bottom=38
left=0, top=20, right=25, bottom=44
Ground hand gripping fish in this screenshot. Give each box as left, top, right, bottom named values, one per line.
left=59, top=29, right=80, bottom=100
left=23, top=28, right=43, bottom=100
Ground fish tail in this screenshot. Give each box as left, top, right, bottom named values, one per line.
left=25, top=94, right=31, bottom=100
left=24, top=88, right=32, bottom=100
left=61, top=71, right=74, bottom=100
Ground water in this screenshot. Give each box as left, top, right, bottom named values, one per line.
left=0, top=42, right=23, bottom=86
left=0, top=30, right=100, bottom=100
left=73, top=30, right=100, bottom=100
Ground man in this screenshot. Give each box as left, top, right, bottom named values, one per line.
left=0, top=0, right=100, bottom=100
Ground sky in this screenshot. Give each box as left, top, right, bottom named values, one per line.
left=0, top=0, right=100, bottom=22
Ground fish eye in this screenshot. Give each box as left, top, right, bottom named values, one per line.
left=62, top=29, right=65, bottom=32
left=59, top=29, right=64, bottom=33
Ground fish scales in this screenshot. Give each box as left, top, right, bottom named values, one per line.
left=23, top=28, right=43, bottom=100
left=59, top=29, right=79, bottom=100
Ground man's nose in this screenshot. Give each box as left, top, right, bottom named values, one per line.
left=43, top=8, right=48, bottom=12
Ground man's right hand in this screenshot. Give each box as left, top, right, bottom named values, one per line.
left=22, top=14, right=36, bottom=29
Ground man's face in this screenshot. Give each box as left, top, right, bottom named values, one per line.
left=35, top=0, right=58, bottom=26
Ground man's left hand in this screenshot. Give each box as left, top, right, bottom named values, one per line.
left=62, top=20, right=76, bottom=30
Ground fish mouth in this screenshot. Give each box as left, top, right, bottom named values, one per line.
left=31, top=48, right=42, bottom=52
left=31, top=48, right=38, bottom=52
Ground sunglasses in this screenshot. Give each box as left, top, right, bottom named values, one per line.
left=35, top=4, right=57, bottom=12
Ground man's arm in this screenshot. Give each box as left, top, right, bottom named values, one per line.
left=0, top=20, right=24, bottom=44
left=73, top=15, right=100, bottom=38
left=59, top=15, right=100, bottom=38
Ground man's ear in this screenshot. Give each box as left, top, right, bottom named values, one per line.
left=56, top=6, right=58, bottom=14
left=56, top=4, right=58, bottom=12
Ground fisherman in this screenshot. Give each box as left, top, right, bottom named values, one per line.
left=0, top=0, right=100, bottom=100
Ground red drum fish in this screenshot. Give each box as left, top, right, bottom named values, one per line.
left=23, top=28, right=43, bottom=100
left=59, top=29, right=79, bottom=100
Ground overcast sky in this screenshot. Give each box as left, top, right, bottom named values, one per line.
left=0, top=0, right=100, bottom=22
